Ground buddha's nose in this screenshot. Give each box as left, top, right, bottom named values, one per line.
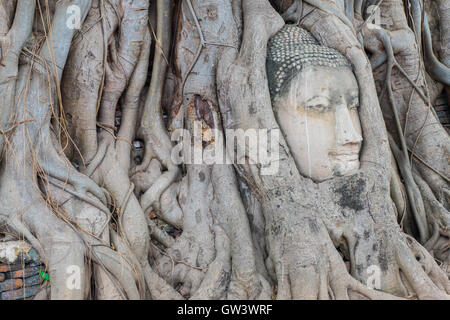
left=335, top=104, right=363, bottom=146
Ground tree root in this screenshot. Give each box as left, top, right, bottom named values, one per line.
left=0, top=0, right=36, bottom=155
left=422, top=12, right=450, bottom=86
left=266, top=215, right=400, bottom=300
left=137, top=0, right=178, bottom=216
left=190, top=226, right=231, bottom=300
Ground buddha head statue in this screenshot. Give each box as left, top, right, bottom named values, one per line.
left=267, top=25, right=363, bottom=182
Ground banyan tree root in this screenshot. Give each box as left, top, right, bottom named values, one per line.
left=0, top=0, right=35, bottom=156
left=150, top=0, right=272, bottom=300
left=0, top=0, right=140, bottom=299
left=0, top=0, right=95, bottom=300
left=0, top=0, right=154, bottom=300
left=435, top=0, right=450, bottom=103
left=359, top=0, right=450, bottom=245
left=61, top=0, right=180, bottom=299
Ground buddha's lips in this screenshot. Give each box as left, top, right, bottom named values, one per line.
left=329, top=151, right=360, bottom=161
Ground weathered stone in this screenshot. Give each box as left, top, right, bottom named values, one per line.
left=24, top=274, right=42, bottom=286
left=11, top=265, right=40, bottom=279
left=1, top=285, right=41, bottom=300
left=268, top=25, right=362, bottom=182
left=0, top=278, right=23, bottom=292
left=24, top=249, right=40, bottom=263
left=0, top=264, right=23, bottom=273
left=0, top=241, right=33, bottom=264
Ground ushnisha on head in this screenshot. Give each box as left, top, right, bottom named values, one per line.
left=267, top=25, right=363, bottom=182
left=267, top=24, right=352, bottom=98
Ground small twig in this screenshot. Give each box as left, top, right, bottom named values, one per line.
left=151, top=242, right=206, bottom=271
left=148, top=20, right=169, bottom=66
left=377, top=28, right=430, bottom=243
left=0, top=119, right=36, bottom=135
left=408, top=147, right=450, bottom=183
left=181, top=0, right=238, bottom=95
left=181, top=0, right=205, bottom=96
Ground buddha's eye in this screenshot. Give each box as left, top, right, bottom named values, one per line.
left=304, top=104, right=330, bottom=113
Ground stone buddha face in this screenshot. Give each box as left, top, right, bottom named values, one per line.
left=267, top=25, right=363, bottom=181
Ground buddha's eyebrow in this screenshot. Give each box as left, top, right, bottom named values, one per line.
left=304, top=96, right=330, bottom=107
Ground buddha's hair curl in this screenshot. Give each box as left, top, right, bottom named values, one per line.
left=267, top=24, right=352, bottom=97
